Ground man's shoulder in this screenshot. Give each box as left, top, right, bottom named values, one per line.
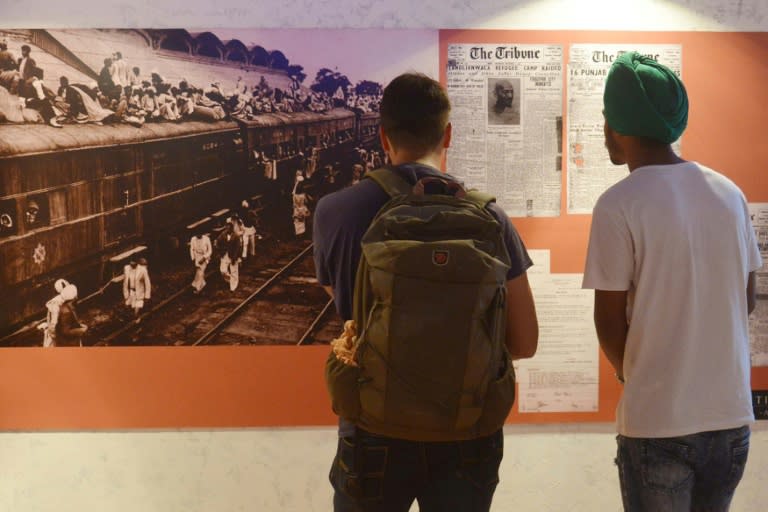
left=696, top=163, right=743, bottom=192
left=314, top=179, right=390, bottom=246
left=593, top=170, right=642, bottom=210
left=317, top=178, right=388, bottom=215
left=484, top=200, right=512, bottom=226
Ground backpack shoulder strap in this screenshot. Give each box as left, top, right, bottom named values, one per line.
left=464, top=189, right=496, bottom=210
left=365, top=167, right=413, bottom=198
left=367, top=167, right=497, bottom=210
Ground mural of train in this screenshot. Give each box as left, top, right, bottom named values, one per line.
left=0, top=108, right=381, bottom=336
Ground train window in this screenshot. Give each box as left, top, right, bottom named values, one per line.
left=24, top=194, right=50, bottom=230
left=69, top=182, right=99, bottom=219
left=150, top=150, right=169, bottom=170
left=103, top=149, right=135, bottom=176
left=48, top=190, right=67, bottom=226
left=154, top=167, right=181, bottom=195
left=0, top=199, right=18, bottom=238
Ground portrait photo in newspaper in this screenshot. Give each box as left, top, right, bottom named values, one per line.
left=487, top=77, right=521, bottom=126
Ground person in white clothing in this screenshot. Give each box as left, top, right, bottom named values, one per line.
left=189, top=230, right=212, bottom=293
left=41, top=278, right=69, bottom=347
left=123, top=257, right=151, bottom=319
left=582, top=52, right=761, bottom=512
left=239, top=200, right=258, bottom=260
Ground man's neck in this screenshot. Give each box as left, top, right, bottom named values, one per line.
left=388, top=151, right=442, bottom=170
left=627, top=145, right=686, bottom=172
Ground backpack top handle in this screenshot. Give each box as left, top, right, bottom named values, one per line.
left=412, top=176, right=467, bottom=199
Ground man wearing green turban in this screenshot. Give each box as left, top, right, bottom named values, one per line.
left=603, top=52, right=688, bottom=144
left=583, top=52, right=760, bottom=511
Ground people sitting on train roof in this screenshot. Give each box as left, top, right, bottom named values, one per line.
left=129, top=66, right=142, bottom=89
left=98, top=58, right=122, bottom=101
left=111, top=51, right=130, bottom=89
left=57, top=76, right=89, bottom=123
left=0, top=40, right=21, bottom=96
left=0, top=44, right=385, bottom=127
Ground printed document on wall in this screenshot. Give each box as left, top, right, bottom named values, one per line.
left=748, top=203, right=768, bottom=366
left=515, top=250, right=599, bottom=413
left=566, top=44, right=682, bottom=214
left=445, top=44, right=563, bottom=217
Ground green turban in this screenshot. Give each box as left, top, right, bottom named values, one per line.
left=603, top=52, right=688, bottom=144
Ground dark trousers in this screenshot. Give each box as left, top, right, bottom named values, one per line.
left=330, top=428, right=503, bottom=512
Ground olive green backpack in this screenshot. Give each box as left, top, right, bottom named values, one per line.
left=325, top=167, right=516, bottom=441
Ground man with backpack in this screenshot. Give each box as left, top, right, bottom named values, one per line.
left=313, top=72, right=539, bottom=512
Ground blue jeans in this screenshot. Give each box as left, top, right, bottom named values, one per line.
left=616, top=425, right=750, bottom=512
left=330, top=428, right=503, bottom=512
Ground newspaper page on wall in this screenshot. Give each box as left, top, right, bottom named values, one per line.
left=567, top=44, right=682, bottom=214
left=445, top=44, right=563, bottom=217
left=515, top=250, right=599, bottom=413
left=749, top=203, right=768, bottom=367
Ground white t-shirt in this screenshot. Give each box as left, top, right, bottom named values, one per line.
left=583, top=161, right=762, bottom=438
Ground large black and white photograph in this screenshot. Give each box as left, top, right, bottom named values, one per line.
left=0, top=28, right=437, bottom=348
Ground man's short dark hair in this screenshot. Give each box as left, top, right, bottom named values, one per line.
left=21, top=45, right=31, bottom=53
left=380, top=73, right=450, bottom=155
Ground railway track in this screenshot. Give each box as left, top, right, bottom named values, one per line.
left=103, top=240, right=341, bottom=347
left=191, top=243, right=336, bottom=346
left=1, top=237, right=342, bottom=347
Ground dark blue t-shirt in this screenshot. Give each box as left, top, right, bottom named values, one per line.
left=313, top=163, right=533, bottom=321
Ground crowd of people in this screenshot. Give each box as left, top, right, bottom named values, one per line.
left=289, top=147, right=386, bottom=238
left=0, top=42, right=65, bottom=127
left=0, top=41, right=383, bottom=129
left=186, top=144, right=386, bottom=299
left=38, top=149, right=374, bottom=345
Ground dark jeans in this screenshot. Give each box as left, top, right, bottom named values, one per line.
left=330, top=428, right=503, bottom=512
left=616, top=425, right=750, bottom=512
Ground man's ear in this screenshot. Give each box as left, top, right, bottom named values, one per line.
left=379, top=125, right=391, bottom=153
left=442, top=122, right=452, bottom=149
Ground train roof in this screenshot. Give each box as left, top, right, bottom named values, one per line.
left=359, top=111, right=380, bottom=119
left=0, top=121, right=239, bottom=159
left=236, top=108, right=357, bottom=128
left=0, top=108, right=370, bottom=158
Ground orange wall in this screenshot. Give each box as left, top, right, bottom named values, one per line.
left=1, top=30, right=765, bottom=429
left=441, top=30, right=768, bottom=423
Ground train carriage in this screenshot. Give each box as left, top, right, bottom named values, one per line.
left=0, top=121, right=247, bottom=332
left=357, top=111, right=380, bottom=148
left=0, top=106, right=380, bottom=338
left=238, top=108, right=357, bottom=164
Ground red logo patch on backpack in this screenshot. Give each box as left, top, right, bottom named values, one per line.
left=432, top=249, right=449, bottom=266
